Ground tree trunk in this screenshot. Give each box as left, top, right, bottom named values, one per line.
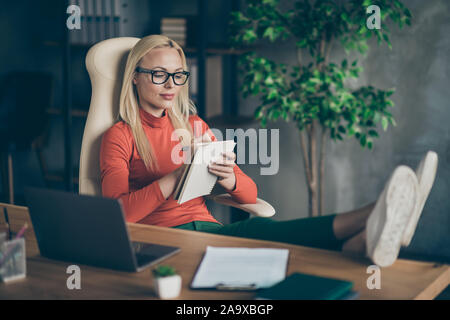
left=310, top=121, right=319, bottom=217
left=319, top=128, right=327, bottom=216
left=299, top=129, right=312, bottom=217
left=298, top=36, right=333, bottom=217
left=299, top=122, right=321, bottom=217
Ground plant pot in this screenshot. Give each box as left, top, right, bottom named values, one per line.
left=153, top=274, right=182, bottom=299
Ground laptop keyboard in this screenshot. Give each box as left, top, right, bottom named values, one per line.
left=132, top=242, right=159, bottom=266
left=131, top=241, right=181, bottom=268
left=132, top=242, right=146, bottom=253
left=132, top=242, right=155, bottom=255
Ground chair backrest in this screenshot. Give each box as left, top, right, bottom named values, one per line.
left=79, top=37, right=140, bottom=196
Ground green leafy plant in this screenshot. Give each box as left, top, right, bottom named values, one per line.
left=152, top=265, right=177, bottom=278
left=229, top=0, right=411, bottom=217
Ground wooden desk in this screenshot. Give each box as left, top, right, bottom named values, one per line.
left=0, top=204, right=449, bottom=300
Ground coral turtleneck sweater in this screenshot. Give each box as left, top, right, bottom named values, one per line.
left=100, top=107, right=258, bottom=227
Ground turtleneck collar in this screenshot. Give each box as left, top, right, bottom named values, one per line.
left=139, top=107, right=169, bottom=128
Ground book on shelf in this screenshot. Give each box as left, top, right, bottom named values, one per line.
left=186, top=57, right=198, bottom=101
left=174, top=140, right=236, bottom=204
left=185, top=56, right=223, bottom=118
left=104, top=0, right=112, bottom=39
left=160, top=16, right=197, bottom=48
left=161, top=32, right=186, bottom=39
left=112, top=0, right=120, bottom=39
left=161, top=17, right=187, bottom=26
left=206, top=55, right=223, bottom=119
left=68, top=0, right=121, bottom=45
left=68, top=0, right=81, bottom=44
left=79, top=0, right=88, bottom=44
left=161, top=17, right=187, bottom=46
left=164, top=36, right=186, bottom=47
left=85, top=0, right=94, bottom=44
left=161, top=25, right=187, bottom=33
left=94, top=0, right=103, bottom=43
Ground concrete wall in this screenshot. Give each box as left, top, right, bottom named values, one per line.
left=234, top=0, right=450, bottom=260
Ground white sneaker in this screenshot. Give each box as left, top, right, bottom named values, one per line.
left=401, top=151, right=438, bottom=247
left=366, top=165, right=419, bottom=267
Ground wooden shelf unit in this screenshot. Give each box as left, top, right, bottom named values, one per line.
left=54, top=0, right=248, bottom=193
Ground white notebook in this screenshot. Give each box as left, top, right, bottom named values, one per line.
left=174, top=140, right=236, bottom=204
left=190, top=246, right=289, bottom=289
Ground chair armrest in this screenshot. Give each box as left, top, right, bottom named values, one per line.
left=205, top=193, right=275, bottom=218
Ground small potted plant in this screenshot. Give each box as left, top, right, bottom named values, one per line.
left=152, top=265, right=182, bottom=299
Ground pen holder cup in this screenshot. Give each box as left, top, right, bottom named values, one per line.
left=0, top=236, right=27, bottom=283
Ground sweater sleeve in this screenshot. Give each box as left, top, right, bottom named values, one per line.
left=190, top=115, right=258, bottom=204
left=100, top=125, right=166, bottom=223
left=228, top=165, right=258, bottom=204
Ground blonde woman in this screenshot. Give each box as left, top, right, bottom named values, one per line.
left=100, top=35, right=437, bottom=267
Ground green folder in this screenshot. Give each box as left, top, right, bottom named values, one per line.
left=256, top=272, right=354, bottom=300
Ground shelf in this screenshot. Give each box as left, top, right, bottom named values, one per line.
left=45, top=174, right=79, bottom=184
left=184, top=46, right=252, bottom=56
left=44, top=168, right=79, bottom=185
left=42, top=41, right=92, bottom=49
left=46, top=108, right=257, bottom=127
left=46, top=108, right=88, bottom=118
left=42, top=40, right=253, bottom=56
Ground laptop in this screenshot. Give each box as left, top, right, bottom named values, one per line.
left=24, top=187, right=180, bottom=272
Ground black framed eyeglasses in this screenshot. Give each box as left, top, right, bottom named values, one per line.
left=135, top=66, right=190, bottom=85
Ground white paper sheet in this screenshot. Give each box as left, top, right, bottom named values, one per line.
left=191, top=246, right=289, bottom=289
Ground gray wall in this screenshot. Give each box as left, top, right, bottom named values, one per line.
left=234, top=0, right=449, bottom=260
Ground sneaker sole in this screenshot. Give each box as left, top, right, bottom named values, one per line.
left=401, top=151, right=438, bottom=246
left=367, top=166, right=419, bottom=267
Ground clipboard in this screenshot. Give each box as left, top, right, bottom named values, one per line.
left=190, top=246, right=289, bottom=291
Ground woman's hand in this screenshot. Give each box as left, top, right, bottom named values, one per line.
left=208, top=151, right=237, bottom=192
left=159, top=165, right=186, bottom=199
left=191, top=132, right=212, bottom=153
left=172, top=165, right=186, bottom=183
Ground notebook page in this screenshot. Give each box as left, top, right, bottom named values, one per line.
left=191, top=246, right=289, bottom=289
left=177, top=140, right=236, bottom=204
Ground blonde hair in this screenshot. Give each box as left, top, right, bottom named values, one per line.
left=118, top=35, right=197, bottom=172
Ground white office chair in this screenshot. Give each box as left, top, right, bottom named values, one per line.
left=79, top=37, right=275, bottom=218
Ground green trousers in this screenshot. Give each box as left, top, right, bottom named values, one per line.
left=172, top=214, right=344, bottom=251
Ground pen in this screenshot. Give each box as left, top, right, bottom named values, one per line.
left=215, top=283, right=257, bottom=291
left=14, top=223, right=28, bottom=239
